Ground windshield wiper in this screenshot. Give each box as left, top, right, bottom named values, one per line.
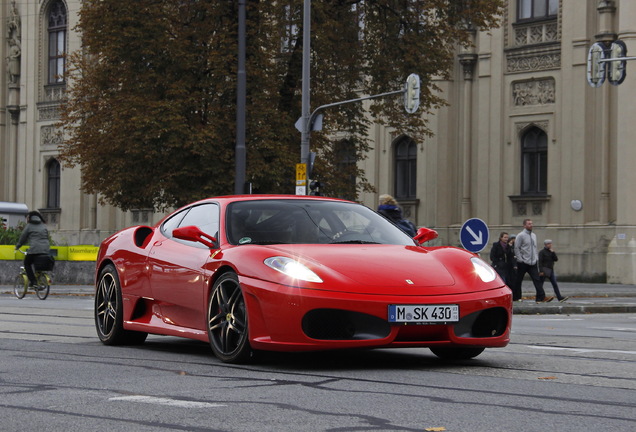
left=329, top=240, right=380, bottom=244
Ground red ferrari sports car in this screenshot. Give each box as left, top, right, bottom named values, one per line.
left=95, top=195, right=511, bottom=363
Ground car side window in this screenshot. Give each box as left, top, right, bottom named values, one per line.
left=175, top=203, right=220, bottom=248
left=160, top=209, right=188, bottom=238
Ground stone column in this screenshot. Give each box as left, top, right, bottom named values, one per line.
left=596, top=0, right=616, bottom=224
left=5, top=0, right=22, bottom=202
left=607, top=0, right=636, bottom=283
left=458, top=31, right=477, bottom=221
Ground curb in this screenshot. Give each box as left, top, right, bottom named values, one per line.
left=514, top=304, right=636, bottom=315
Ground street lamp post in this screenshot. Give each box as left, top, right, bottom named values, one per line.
left=300, top=0, right=311, bottom=167
left=235, top=0, right=247, bottom=194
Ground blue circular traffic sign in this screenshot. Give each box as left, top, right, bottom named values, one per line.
left=460, top=218, right=489, bottom=253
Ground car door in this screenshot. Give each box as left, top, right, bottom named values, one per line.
left=148, top=203, right=220, bottom=330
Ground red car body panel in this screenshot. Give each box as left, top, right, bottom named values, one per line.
left=95, top=195, right=512, bottom=355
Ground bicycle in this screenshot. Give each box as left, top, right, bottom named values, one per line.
left=13, top=250, right=52, bottom=300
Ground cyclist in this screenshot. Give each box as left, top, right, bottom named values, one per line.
left=15, top=211, right=51, bottom=288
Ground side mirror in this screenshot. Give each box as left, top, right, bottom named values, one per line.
left=414, top=227, right=438, bottom=245
left=172, top=225, right=217, bottom=249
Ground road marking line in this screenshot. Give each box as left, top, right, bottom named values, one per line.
left=109, top=395, right=225, bottom=408
left=528, top=346, right=636, bottom=355
left=594, top=327, right=636, bottom=332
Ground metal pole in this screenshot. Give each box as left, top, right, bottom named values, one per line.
left=235, top=0, right=247, bottom=194
left=300, top=0, right=311, bottom=166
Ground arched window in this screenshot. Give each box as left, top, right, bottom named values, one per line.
left=48, top=0, right=67, bottom=84
left=394, top=137, right=417, bottom=199
left=47, top=159, right=61, bottom=208
left=521, top=127, right=547, bottom=195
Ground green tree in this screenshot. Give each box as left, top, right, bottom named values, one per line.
left=59, top=0, right=502, bottom=211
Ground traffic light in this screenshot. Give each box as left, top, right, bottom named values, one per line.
left=309, top=180, right=323, bottom=196
left=404, top=73, right=420, bottom=114
left=608, top=40, right=627, bottom=86
left=587, top=42, right=607, bottom=88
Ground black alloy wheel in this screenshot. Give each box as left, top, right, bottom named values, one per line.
left=207, top=272, right=252, bottom=363
left=95, top=264, right=147, bottom=345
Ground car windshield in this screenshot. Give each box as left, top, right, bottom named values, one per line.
left=226, top=199, right=415, bottom=246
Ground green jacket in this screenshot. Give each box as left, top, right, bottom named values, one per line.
left=16, top=215, right=50, bottom=255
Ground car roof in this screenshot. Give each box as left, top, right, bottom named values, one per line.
left=192, top=194, right=354, bottom=206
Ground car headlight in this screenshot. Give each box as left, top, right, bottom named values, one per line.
left=471, top=257, right=497, bottom=283
left=264, top=257, right=323, bottom=283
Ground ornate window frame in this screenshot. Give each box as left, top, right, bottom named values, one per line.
left=504, top=0, right=561, bottom=74
left=509, top=123, right=551, bottom=216
left=38, top=0, right=68, bottom=110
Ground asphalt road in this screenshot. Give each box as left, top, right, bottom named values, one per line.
left=0, top=294, right=634, bottom=431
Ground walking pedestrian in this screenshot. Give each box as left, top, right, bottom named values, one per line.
left=539, top=239, right=569, bottom=302
left=514, top=219, right=551, bottom=303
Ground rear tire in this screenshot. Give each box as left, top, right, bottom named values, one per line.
left=14, top=274, right=27, bottom=299
left=430, top=347, right=485, bottom=360
left=35, top=273, right=50, bottom=300
left=95, top=264, right=147, bottom=345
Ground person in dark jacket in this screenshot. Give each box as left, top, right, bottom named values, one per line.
left=15, top=211, right=51, bottom=287
left=538, top=239, right=568, bottom=302
left=377, top=194, right=417, bottom=237
left=489, top=232, right=510, bottom=283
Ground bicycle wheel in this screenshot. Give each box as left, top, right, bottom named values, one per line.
left=14, top=274, right=27, bottom=299
left=35, top=273, right=50, bottom=300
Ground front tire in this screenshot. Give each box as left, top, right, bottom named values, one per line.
left=35, top=273, right=50, bottom=300
left=95, top=264, right=147, bottom=345
left=430, top=347, right=485, bottom=360
left=14, top=274, right=27, bottom=299
left=207, top=272, right=252, bottom=363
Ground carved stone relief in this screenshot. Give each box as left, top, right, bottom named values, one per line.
left=513, top=78, right=555, bottom=106
left=507, top=52, right=561, bottom=73
left=41, top=125, right=62, bottom=146
left=513, top=200, right=545, bottom=217
left=38, top=105, right=60, bottom=121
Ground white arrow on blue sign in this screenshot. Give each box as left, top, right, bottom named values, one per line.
left=459, top=218, right=489, bottom=253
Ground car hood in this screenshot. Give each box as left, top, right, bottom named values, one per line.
left=259, top=244, right=494, bottom=295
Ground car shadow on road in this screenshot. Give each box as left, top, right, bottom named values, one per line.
left=138, top=335, right=491, bottom=371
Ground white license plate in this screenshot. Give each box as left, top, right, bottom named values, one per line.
left=388, top=304, right=459, bottom=323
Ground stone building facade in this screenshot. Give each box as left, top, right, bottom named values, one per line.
left=2, top=1, right=636, bottom=282
left=0, top=0, right=157, bottom=247
left=359, top=0, right=636, bottom=283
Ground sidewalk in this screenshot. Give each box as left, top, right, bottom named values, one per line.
left=515, top=281, right=636, bottom=314
left=2, top=282, right=636, bottom=314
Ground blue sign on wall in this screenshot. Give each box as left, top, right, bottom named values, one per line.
left=460, top=218, right=489, bottom=253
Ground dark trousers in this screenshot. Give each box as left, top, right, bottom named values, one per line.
left=493, top=265, right=507, bottom=283
left=24, top=253, right=47, bottom=285
left=515, top=262, right=546, bottom=301
left=541, top=272, right=563, bottom=300
left=506, top=266, right=517, bottom=296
